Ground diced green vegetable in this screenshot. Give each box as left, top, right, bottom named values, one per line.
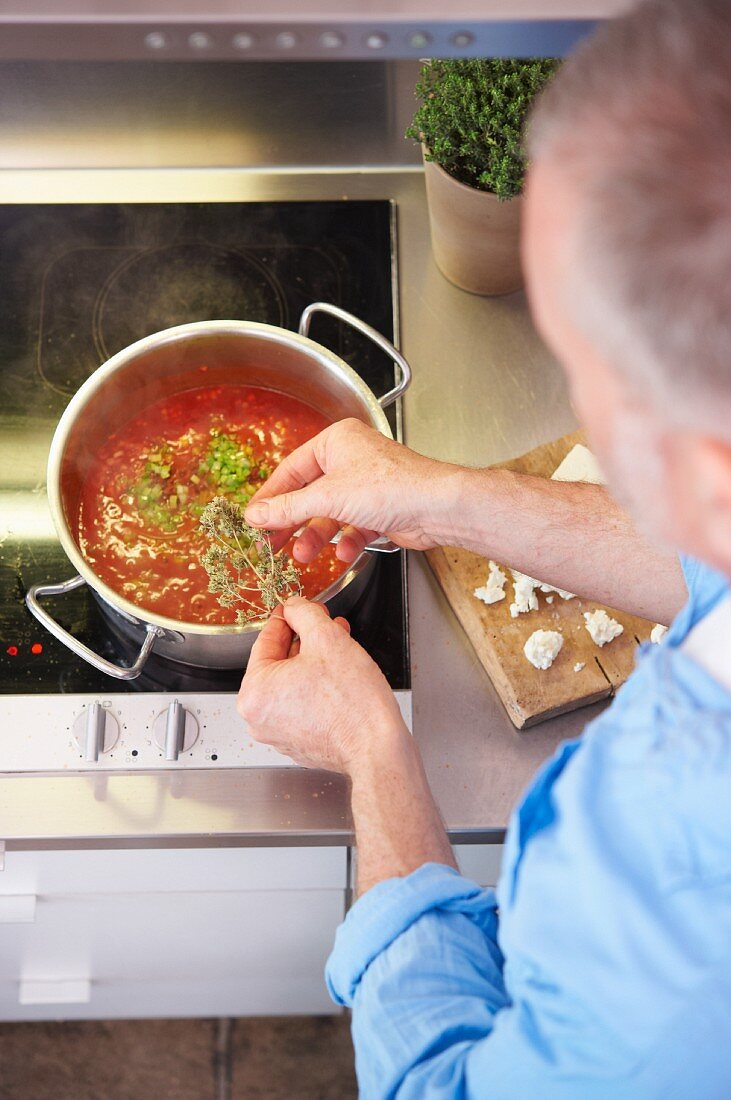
left=125, top=430, right=272, bottom=534
left=147, top=462, right=171, bottom=479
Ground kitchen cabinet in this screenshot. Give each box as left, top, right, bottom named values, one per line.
left=0, top=847, right=345, bottom=1021
left=0, top=842, right=507, bottom=1020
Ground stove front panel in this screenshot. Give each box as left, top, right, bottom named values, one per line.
left=0, top=691, right=413, bottom=773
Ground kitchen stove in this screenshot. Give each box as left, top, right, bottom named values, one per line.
left=0, top=199, right=410, bottom=772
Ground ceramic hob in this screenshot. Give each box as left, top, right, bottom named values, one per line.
left=0, top=200, right=409, bottom=771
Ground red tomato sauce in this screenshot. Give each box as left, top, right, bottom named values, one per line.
left=77, top=384, right=343, bottom=625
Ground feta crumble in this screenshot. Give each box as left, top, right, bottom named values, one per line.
left=539, top=581, right=576, bottom=601
left=509, top=571, right=539, bottom=617
left=474, top=560, right=507, bottom=606
left=650, top=623, right=668, bottom=644
left=574, top=662, right=586, bottom=673
left=584, top=609, right=624, bottom=647
left=508, top=570, right=575, bottom=616
left=523, top=629, right=564, bottom=670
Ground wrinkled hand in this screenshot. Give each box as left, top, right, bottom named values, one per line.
left=237, top=596, right=408, bottom=774
left=244, top=418, right=459, bottom=563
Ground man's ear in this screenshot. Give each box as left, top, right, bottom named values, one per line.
left=688, top=436, right=731, bottom=578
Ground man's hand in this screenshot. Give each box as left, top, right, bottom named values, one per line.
left=244, top=418, right=461, bottom=563
left=245, top=418, right=687, bottom=634
left=237, top=596, right=409, bottom=773
left=238, top=595, right=456, bottom=894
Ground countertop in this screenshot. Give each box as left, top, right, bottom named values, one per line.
left=0, top=166, right=606, bottom=847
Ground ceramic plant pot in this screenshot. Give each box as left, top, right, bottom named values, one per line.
left=423, top=153, right=523, bottom=296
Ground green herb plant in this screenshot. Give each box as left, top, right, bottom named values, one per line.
left=199, top=496, right=302, bottom=625
left=406, top=59, right=560, bottom=200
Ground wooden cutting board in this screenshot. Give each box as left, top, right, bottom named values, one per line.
left=426, top=431, right=656, bottom=728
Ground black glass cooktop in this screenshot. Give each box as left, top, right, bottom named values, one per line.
left=0, top=200, right=408, bottom=693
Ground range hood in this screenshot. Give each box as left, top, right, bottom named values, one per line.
left=0, top=1, right=630, bottom=61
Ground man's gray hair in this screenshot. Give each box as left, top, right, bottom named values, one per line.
left=527, top=0, right=731, bottom=435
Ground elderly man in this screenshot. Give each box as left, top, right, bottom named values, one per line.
left=239, top=0, right=731, bottom=1095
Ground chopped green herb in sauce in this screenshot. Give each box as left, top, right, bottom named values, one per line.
left=124, top=429, right=271, bottom=534
left=202, top=431, right=271, bottom=501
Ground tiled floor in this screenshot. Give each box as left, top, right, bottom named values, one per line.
left=0, top=1016, right=358, bottom=1099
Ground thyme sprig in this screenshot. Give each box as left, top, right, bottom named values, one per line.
left=406, top=58, right=560, bottom=199
left=199, top=496, right=302, bottom=625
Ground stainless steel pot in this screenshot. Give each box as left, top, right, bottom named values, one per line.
left=26, top=302, right=412, bottom=680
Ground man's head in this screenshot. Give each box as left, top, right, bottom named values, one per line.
left=523, top=0, right=731, bottom=575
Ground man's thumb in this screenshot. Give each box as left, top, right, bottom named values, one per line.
left=245, top=484, right=333, bottom=530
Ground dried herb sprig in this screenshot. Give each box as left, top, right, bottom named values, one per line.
left=199, top=496, right=301, bottom=625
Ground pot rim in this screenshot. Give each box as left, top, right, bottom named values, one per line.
left=47, top=318, right=393, bottom=637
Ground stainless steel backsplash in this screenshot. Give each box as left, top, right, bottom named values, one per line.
left=0, top=60, right=424, bottom=170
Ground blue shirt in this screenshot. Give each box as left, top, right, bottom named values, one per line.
left=326, top=557, right=731, bottom=1099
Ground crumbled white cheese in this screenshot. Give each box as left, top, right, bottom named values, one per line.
left=574, top=662, right=586, bottom=673
left=508, top=569, right=576, bottom=614
left=650, top=623, right=669, bottom=644
left=509, top=570, right=539, bottom=617
left=539, top=581, right=576, bottom=601
left=551, top=443, right=605, bottom=486
left=474, top=560, right=507, bottom=606
left=523, top=629, right=564, bottom=670
left=584, top=609, right=624, bottom=647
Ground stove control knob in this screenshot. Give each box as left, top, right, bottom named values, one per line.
left=73, top=701, right=119, bottom=762
left=153, top=700, right=199, bottom=761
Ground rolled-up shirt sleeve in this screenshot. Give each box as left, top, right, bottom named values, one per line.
left=326, top=864, right=509, bottom=1098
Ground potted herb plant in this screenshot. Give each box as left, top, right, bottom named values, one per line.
left=406, top=58, right=560, bottom=296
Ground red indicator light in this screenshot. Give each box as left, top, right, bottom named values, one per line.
left=31, top=643, right=43, bottom=655
left=6, top=645, right=18, bottom=656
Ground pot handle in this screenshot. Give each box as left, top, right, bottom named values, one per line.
left=25, top=575, right=162, bottom=681
left=298, top=302, right=412, bottom=409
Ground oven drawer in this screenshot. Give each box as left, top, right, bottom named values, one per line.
left=0, top=887, right=344, bottom=1020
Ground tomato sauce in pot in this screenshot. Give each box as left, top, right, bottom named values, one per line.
left=77, top=383, right=344, bottom=625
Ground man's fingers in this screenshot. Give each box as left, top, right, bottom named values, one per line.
left=333, top=616, right=351, bottom=635
left=281, top=596, right=337, bottom=646
left=245, top=436, right=329, bottom=530
left=248, top=436, right=325, bottom=502
left=288, top=637, right=302, bottom=659
left=245, top=609, right=293, bottom=672
left=336, top=525, right=380, bottom=562
left=292, top=517, right=341, bottom=563
left=265, top=528, right=298, bottom=555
